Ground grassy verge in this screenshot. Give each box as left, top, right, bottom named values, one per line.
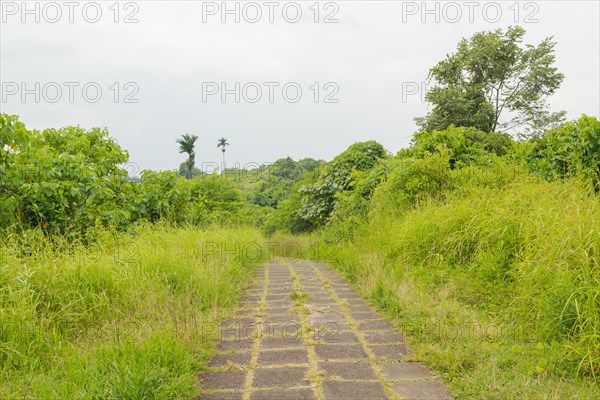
left=284, top=179, right=600, bottom=398
left=0, top=225, right=267, bottom=398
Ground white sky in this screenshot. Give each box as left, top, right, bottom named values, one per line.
left=1, top=0, right=599, bottom=172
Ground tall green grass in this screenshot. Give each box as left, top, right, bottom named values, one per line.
left=0, top=225, right=266, bottom=398
left=313, top=177, right=600, bottom=398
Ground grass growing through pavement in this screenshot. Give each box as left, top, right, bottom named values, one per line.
left=292, top=178, right=600, bottom=399
left=0, top=225, right=267, bottom=399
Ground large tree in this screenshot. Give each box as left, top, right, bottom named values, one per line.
left=416, top=26, right=565, bottom=137
left=176, top=133, right=199, bottom=179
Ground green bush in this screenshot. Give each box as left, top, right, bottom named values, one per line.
left=404, top=125, right=514, bottom=168
left=326, top=163, right=388, bottom=240
left=262, top=190, right=316, bottom=235
left=370, top=150, right=453, bottom=218
left=0, top=114, right=129, bottom=236
left=236, top=157, right=324, bottom=209
left=297, top=141, right=387, bottom=227
left=0, top=114, right=244, bottom=238
left=527, top=115, right=600, bottom=190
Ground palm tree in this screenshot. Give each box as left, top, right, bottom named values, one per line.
left=176, top=133, right=198, bottom=179
left=217, top=137, right=229, bottom=167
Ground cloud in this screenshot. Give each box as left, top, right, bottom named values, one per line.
left=1, top=1, right=598, bottom=171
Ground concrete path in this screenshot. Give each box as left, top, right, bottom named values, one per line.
left=198, top=259, right=451, bottom=400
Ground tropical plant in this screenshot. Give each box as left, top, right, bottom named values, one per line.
left=176, top=134, right=199, bottom=179
left=217, top=137, right=229, bottom=167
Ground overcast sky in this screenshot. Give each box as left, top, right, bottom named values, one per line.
left=1, top=0, right=599, bottom=173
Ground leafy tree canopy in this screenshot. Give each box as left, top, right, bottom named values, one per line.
left=416, top=26, right=565, bottom=137
left=176, top=133, right=199, bottom=179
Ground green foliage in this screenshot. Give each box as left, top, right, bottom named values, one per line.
left=217, top=137, right=229, bottom=165
left=177, top=162, right=204, bottom=179
left=262, top=190, right=316, bottom=235
left=328, top=163, right=387, bottom=226
left=0, top=114, right=129, bottom=235
left=0, top=226, right=267, bottom=398
left=234, top=157, right=324, bottom=209
left=261, top=167, right=323, bottom=235
left=417, top=26, right=565, bottom=136
left=315, top=169, right=600, bottom=396
left=132, top=171, right=242, bottom=226
left=236, top=202, right=273, bottom=227
left=406, top=125, right=514, bottom=168
left=297, top=141, right=387, bottom=227
left=176, top=134, right=199, bottom=180
left=0, top=114, right=243, bottom=237
left=190, top=173, right=242, bottom=219
left=371, top=151, right=453, bottom=218
left=526, top=115, right=600, bottom=190
left=231, top=157, right=325, bottom=233
left=134, top=170, right=196, bottom=223
left=270, top=157, right=302, bottom=180
left=322, top=178, right=377, bottom=243
left=297, top=157, right=322, bottom=174
left=247, top=176, right=294, bottom=208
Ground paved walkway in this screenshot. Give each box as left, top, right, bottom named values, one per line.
left=198, top=259, right=451, bottom=400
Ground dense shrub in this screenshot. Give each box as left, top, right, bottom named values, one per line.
left=327, top=162, right=388, bottom=231
left=402, top=125, right=514, bottom=167
left=0, top=114, right=129, bottom=235
left=0, top=114, right=243, bottom=237
left=236, top=157, right=324, bottom=209
left=527, top=115, right=600, bottom=189
left=262, top=184, right=317, bottom=235
left=297, top=141, right=387, bottom=227
left=370, top=150, right=453, bottom=217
